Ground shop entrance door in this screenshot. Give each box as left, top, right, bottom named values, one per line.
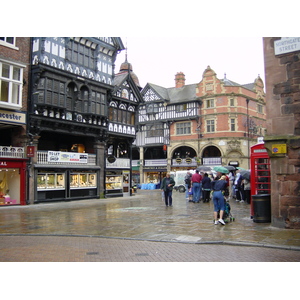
left=123, top=170, right=130, bottom=196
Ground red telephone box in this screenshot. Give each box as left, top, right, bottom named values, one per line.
left=250, top=143, right=271, bottom=218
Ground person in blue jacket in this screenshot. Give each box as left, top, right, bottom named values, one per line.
left=161, top=173, right=175, bottom=207
left=201, top=173, right=212, bottom=203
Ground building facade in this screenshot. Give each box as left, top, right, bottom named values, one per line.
left=105, top=57, right=143, bottom=197
left=0, top=37, right=31, bottom=205
left=27, top=37, right=125, bottom=203
left=263, top=37, right=300, bottom=228
left=135, top=66, right=266, bottom=185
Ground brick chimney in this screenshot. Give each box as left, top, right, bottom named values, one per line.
left=175, top=72, right=185, bottom=88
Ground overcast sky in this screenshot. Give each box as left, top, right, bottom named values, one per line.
left=115, top=37, right=265, bottom=89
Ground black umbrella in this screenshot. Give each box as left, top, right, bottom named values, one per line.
left=197, top=166, right=212, bottom=172
left=240, top=170, right=250, bottom=180
left=224, top=166, right=236, bottom=171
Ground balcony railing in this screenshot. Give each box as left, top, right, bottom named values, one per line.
left=145, top=159, right=167, bottom=166
left=106, top=158, right=130, bottom=169
left=0, top=146, right=25, bottom=159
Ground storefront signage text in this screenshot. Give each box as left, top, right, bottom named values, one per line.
left=48, top=151, right=88, bottom=163
left=0, top=109, right=26, bottom=125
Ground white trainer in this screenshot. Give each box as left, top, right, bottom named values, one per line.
left=218, top=219, right=226, bottom=225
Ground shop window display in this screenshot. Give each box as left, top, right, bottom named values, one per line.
left=37, top=173, right=65, bottom=190
left=105, top=174, right=122, bottom=190
left=70, top=172, right=97, bottom=189
left=0, top=169, right=19, bottom=205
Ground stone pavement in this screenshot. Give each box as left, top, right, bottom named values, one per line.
left=1, top=189, right=300, bottom=261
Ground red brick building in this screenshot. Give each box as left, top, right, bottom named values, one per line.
left=263, top=37, right=300, bottom=228
left=0, top=37, right=31, bottom=205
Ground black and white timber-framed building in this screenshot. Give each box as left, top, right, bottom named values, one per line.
left=134, top=73, right=202, bottom=185
left=28, top=37, right=130, bottom=203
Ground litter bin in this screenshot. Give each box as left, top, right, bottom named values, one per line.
left=252, top=194, right=271, bottom=223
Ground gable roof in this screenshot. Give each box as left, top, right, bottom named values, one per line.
left=143, top=83, right=198, bottom=103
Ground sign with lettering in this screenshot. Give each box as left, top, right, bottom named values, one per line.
left=0, top=109, right=26, bottom=125
left=47, top=151, right=88, bottom=163
left=27, top=146, right=35, bottom=157
left=274, top=37, right=300, bottom=55
left=272, top=144, right=287, bottom=154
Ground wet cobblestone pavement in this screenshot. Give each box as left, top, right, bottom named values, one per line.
left=1, top=189, right=300, bottom=261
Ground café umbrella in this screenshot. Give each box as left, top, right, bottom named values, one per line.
left=213, top=166, right=229, bottom=174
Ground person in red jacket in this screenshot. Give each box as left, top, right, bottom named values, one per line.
left=191, top=170, right=202, bottom=203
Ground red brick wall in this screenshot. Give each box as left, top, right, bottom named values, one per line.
left=263, top=37, right=300, bottom=228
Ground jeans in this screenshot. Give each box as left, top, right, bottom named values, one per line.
left=212, top=190, right=225, bottom=212
left=192, top=182, right=200, bottom=202
left=185, top=184, right=190, bottom=198
left=163, top=189, right=173, bottom=206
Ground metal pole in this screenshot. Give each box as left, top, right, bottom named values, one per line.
left=246, top=99, right=250, bottom=169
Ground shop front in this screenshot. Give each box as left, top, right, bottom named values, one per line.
left=105, top=158, right=131, bottom=198
left=142, top=167, right=167, bottom=189
left=0, top=158, right=27, bottom=206
left=34, top=151, right=100, bottom=203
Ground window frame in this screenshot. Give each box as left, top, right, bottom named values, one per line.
left=175, top=103, right=187, bottom=113
left=230, top=118, right=236, bottom=131
left=0, top=59, right=25, bottom=109
left=176, top=121, right=191, bottom=135
left=206, top=98, right=215, bottom=108
left=206, top=119, right=215, bottom=133
left=0, top=37, right=18, bottom=50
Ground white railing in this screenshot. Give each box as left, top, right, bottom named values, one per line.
left=0, top=146, right=25, bottom=158
left=145, top=159, right=167, bottom=166
left=37, top=151, right=96, bottom=165
left=202, top=157, right=222, bottom=165
left=106, top=158, right=130, bottom=168
left=172, top=158, right=197, bottom=167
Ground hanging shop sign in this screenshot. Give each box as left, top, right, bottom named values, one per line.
left=47, top=151, right=88, bottom=163
left=176, top=158, right=182, bottom=164
left=185, top=157, right=192, bottom=164
left=107, top=155, right=116, bottom=163
left=27, top=146, right=35, bottom=158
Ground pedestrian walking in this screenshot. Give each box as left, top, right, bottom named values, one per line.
left=243, top=178, right=251, bottom=204
left=234, top=172, right=244, bottom=202
left=161, top=173, right=175, bottom=207
left=191, top=169, right=202, bottom=203
left=212, top=175, right=228, bottom=225
left=184, top=171, right=192, bottom=200
left=201, top=173, right=212, bottom=203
